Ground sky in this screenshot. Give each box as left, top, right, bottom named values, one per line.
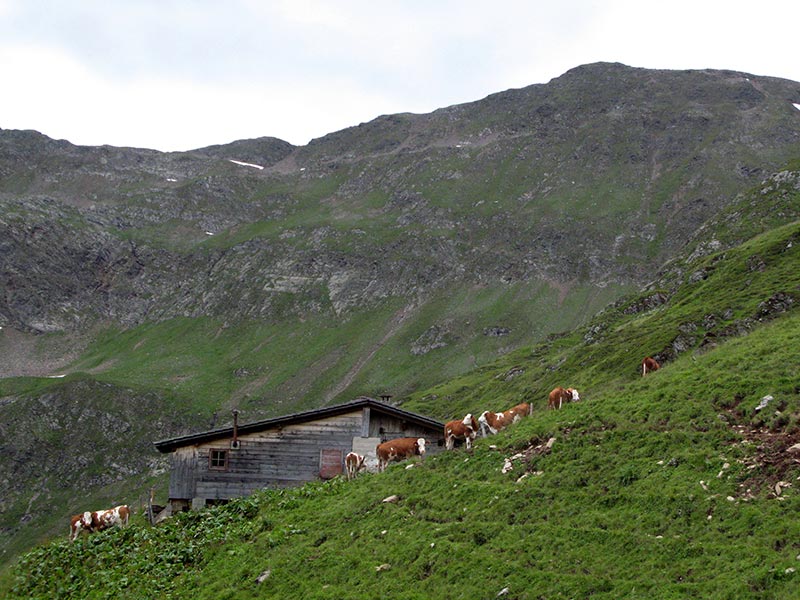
left=1, top=0, right=799, bottom=152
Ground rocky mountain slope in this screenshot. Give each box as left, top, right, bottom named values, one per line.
left=2, top=63, right=799, bottom=335
left=1, top=62, right=800, bottom=565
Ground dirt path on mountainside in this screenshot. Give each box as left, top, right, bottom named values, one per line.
left=322, top=303, right=417, bottom=404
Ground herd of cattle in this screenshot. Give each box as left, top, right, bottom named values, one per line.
left=346, top=383, right=587, bottom=480
left=71, top=357, right=661, bottom=540
left=346, top=355, right=660, bottom=479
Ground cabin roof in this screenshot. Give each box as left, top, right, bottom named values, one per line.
left=153, top=397, right=444, bottom=453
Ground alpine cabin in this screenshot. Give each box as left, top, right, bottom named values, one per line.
left=153, top=397, right=444, bottom=514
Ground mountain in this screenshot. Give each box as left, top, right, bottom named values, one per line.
left=3, top=63, right=800, bottom=334
left=1, top=62, right=800, bottom=566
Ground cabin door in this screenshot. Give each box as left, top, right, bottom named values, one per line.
left=319, top=448, right=343, bottom=479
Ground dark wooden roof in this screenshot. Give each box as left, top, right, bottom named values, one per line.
left=153, top=397, right=443, bottom=453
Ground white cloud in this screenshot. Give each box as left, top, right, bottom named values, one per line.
left=582, top=0, right=800, bottom=78
left=1, top=1, right=799, bottom=151
left=0, top=43, right=408, bottom=150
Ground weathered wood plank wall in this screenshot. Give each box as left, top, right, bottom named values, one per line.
left=177, top=413, right=361, bottom=501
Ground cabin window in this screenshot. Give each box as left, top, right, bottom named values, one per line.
left=208, top=449, right=228, bottom=470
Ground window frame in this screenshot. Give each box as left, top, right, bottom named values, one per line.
left=208, top=448, right=229, bottom=471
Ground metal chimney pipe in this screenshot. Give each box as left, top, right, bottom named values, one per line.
left=232, top=409, right=240, bottom=446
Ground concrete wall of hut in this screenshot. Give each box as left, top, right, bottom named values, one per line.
left=167, top=409, right=443, bottom=509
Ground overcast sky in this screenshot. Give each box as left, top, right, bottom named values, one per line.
left=1, top=0, right=798, bottom=152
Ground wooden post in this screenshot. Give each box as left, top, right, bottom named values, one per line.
left=148, top=487, right=155, bottom=526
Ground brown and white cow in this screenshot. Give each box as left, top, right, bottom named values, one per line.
left=547, top=387, right=580, bottom=410
left=478, top=409, right=516, bottom=437
left=642, top=356, right=660, bottom=376
left=506, top=402, right=532, bottom=421
left=479, top=400, right=533, bottom=437
left=376, top=437, right=426, bottom=471
left=344, top=451, right=366, bottom=480
left=69, top=504, right=130, bottom=541
left=444, top=414, right=479, bottom=450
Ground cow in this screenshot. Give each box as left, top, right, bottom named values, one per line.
left=478, top=409, right=516, bottom=437
left=344, top=451, right=366, bottom=480
left=376, top=437, right=426, bottom=472
left=547, top=387, right=580, bottom=410
left=444, top=414, right=479, bottom=450
left=478, top=400, right=533, bottom=437
left=506, top=402, right=532, bottom=421
left=642, top=356, right=660, bottom=376
left=69, top=504, right=130, bottom=541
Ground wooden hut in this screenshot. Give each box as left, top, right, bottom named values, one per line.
left=153, top=397, right=443, bottom=514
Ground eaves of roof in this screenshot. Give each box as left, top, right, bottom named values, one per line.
left=153, top=397, right=443, bottom=453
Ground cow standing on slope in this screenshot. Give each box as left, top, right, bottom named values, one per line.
left=506, top=402, right=532, bottom=420
left=69, top=504, right=130, bottom=541
left=478, top=399, right=533, bottom=437
left=444, top=414, right=479, bottom=450
left=478, top=409, right=517, bottom=437
left=547, top=387, right=580, bottom=410
left=642, top=356, right=660, bottom=376
left=376, top=437, right=426, bottom=471
left=344, top=451, right=366, bottom=480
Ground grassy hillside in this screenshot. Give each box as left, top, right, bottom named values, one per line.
left=0, top=277, right=624, bottom=568
left=3, top=220, right=798, bottom=598
left=2, top=162, right=794, bottom=572
left=59, top=279, right=625, bottom=414
left=0, top=377, right=200, bottom=564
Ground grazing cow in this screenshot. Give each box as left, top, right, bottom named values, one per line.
left=478, top=409, right=516, bottom=437
left=344, top=451, right=366, bottom=480
left=642, top=356, right=660, bottom=376
left=479, top=401, right=533, bottom=437
left=506, top=402, right=532, bottom=421
left=376, top=437, right=426, bottom=472
left=444, top=414, right=479, bottom=450
left=69, top=505, right=130, bottom=541
left=547, top=387, right=580, bottom=410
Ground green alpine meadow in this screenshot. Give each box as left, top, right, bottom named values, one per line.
left=4, top=208, right=799, bottom=599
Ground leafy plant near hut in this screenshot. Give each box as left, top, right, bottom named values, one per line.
left=3, top=219, right=799, bottom=599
